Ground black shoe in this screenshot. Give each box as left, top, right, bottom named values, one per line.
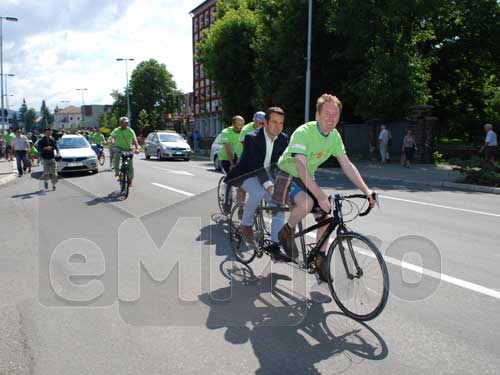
left=266, top=243, right=293, bottom=262
left=44, top=181, right=48, bottom=189
left=278, top=224, right=299, bottom=259
left=52, top=185, right=56, bottom=191
left=315, top=252, right=330, bottom=283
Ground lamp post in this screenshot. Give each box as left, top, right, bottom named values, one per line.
left=2, top=73, right=14, bottom=110
left=0, top=16, right=18, bottom=131
left=116, top=58, right=134, bottom=126
left=76, top=88, right=87, bottom=125
left=304, top=0, right=312, bottom=123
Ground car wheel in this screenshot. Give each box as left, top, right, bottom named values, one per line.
left=91, top=169, right=98, bottom=174
left=184, top=158, right=190, bottom=161
left=157, top=149, right=162, bottom=160
left=214, top=155, right=220, bottom=171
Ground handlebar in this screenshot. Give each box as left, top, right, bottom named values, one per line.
left=329, top=192, right=378, bottom=217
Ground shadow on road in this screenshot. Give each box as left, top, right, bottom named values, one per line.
left=199, top=266, right=388, bottom=375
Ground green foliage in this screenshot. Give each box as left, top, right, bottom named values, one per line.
left=433, top=150, right=445, bottom=164
left=137, top=109, right=149, bottom=136
left=129, top=59, right=182, bottom=132
left=451, top=157, right=500, bottom=186
left=17, top=99, right=28, bottom=126
left=24, top=108, right=37, bottom=133
left=196, top=1, right=260, bottom=122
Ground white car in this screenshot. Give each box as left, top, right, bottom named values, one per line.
left=57, top=135, right=98, bottom=174
left=210, top=133, right=223, bottom=170
left=144, top=131, right=191, bottom=161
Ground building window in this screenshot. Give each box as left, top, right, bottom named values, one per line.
left=205, top=12, right=209, bottom=26
left=70, top=116, right=73, bottom=121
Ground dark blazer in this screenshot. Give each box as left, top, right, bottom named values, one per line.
left=225, top=127, right=288, bottom=186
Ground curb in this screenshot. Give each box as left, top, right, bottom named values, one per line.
left=318, top=168, right=500, bottom=195
left=0, top=161, right=18, bottom=187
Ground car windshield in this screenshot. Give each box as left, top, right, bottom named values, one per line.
left=159, top=134, right=184, bottom=142
left=58, top=137, right=89, bottom=149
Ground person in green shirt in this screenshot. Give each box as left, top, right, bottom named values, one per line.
left=91, top=128, right=106, bottom=157
left=219, top=115, right=244, bottom=174
left=111, top=117, right=140, bottom=186
left=276, top=94, right=376, bottom=279
left=4, top=128, right=15, bottom=161
left=238, top=111, right=266, bottom=153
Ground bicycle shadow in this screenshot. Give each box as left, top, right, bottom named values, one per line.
left=85, top=191, right=125, bottom=206
left=199, top=264, right=388, bottom=375
left=195, top=220, right=232, bottom=258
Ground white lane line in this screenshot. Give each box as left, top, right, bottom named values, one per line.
left=152, top=166, right=194, bottom=176
left=151, top=183, right=194, bottom=196
left=379, top=195, right=500, bottom=218
left=304, top=231, right=500, bottom=300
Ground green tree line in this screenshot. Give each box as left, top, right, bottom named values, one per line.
left=196, top=0, right=500, bottom=141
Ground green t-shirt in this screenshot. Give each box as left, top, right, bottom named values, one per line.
left=4, top=132, right=15, bottom=145
left=239, top=122, right=256, bottom=143
left=29, top=146, right=38, bottom=157
left=278, top=121, right=346, bottom=178
left=112, top=127, right=137, bottom=150
left=93, top=133, right=105, bottom=144
left=218, top=127, right=242, bottom=161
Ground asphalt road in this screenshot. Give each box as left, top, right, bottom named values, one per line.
left=1, top=154, right=499, bottom=375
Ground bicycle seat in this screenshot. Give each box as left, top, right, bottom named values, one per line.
left=121, top=151, right=134, bottom=159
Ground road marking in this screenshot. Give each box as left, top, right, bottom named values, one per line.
left=152, top=166, right=194, bottom=176
left=379, top=195, right=500, bottom=218
left=304, top=231, right=500, bottom=300
left=151, top=183, right=194, bottom=196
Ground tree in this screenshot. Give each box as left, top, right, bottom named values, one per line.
left=17, top=99, right=28, bottom=129
left=137, top=109, right=149, bottom=136
left=196, top=1, right=260, bottom=122
left=40, top=100, right=51, bottom=130
left=129, top=59, right=183, bottom=132
left=24, top=108, right=37, bottom=133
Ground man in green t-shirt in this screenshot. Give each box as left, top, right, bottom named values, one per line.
left=277, top=94, right=375, bottom=279
left=239, top=111, right=266, bottom=153
left=4, top=128, right=15, bottom=161
left=111, top=117, right=140, bottom=186
left=219, top=115, right=244, bottom=174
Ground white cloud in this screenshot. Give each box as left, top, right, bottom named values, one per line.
left=0, top=0, right=202, bottom=112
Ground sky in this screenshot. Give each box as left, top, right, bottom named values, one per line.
left=0, top=0, right=203, bottom=113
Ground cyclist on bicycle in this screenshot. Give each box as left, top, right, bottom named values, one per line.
left=91, top=127, right=106, bottom=157
left=225, top=107, right=289, bottom=257
left=111, top=117, right=140, bottom=187
left=219, top=115, right=245, bottom=210
left=275, top=94, right=375, bottom=277
left=239, top=111, right=266, bottom=148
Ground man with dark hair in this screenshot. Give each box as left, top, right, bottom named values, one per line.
left=38, top=128, right=60, bottom=190
left=225, top=107, right=289, bottom=257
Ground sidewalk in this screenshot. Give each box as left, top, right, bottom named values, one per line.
left=0, top=159, right=17, bottom=187
left=319, top=160, right=500, bottom=195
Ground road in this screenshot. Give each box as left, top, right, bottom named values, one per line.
left=1, top=154, right=499, bottom=375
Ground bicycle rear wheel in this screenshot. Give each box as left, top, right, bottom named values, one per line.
left=228, top=203, right=258, bottom=264
left=326, top=232, right=389, bottom=321
left=99, top=151, right=105, bottom=166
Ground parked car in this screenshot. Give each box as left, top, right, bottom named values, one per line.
left=210, top=133, right=223, bottom=170
left=144, top=131, right=191, bottom=161
left=57, top=135, right=98, bottom=174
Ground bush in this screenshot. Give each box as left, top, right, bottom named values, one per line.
left=452, top=157, right=500, bottom=187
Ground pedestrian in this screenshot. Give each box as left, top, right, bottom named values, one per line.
left=28, top=140, right=38, bottom=173
left=193, top=129, right=201, bottom=153
left=4, top=128, right=15, bottom=161
left=401, top=129, right=417, bottom=168
left=38, top=128, right=60, bottom=190
left=0, top=133, right=4, bottom=160
left=479, top=123, right=498, bottom=162
left=378, top=125, right=390, bottom=163
left=11, top=129, right=30, bottom=177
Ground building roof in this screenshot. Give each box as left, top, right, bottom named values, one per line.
left=189, top=0, right=216, bottom=16
left=57, top=106, right=81, bottom=115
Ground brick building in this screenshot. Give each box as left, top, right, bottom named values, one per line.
left=190, top=0, right=224, bottom=141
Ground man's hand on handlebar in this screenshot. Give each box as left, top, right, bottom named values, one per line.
left=366, top=189, right=377, bottom=207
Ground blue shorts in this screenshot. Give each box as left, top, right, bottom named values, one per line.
left=288, top=180, right=320, bottom=209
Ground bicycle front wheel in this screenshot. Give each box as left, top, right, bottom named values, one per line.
left=217, top=176, right=231, bottom=215
left=326, top=232, right=389, bottom=321
left=120, top=168, right=129, bottom=199
left=229, top=203, right=257, bottom=264
left=99, top=151, right=105, bottom=166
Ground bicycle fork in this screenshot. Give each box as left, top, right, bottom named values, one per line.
left=337, top=230, right=363, bottom=280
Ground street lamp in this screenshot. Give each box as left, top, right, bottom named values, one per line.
left=76, top=88, right=87, bottom=124
left=116, top=58, right=134, bottom=126
left=2, top=73, right=14, bottom=110
left=1, top=16, right=18, bottom=131
left=304, top=0, right=312, bottom=123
